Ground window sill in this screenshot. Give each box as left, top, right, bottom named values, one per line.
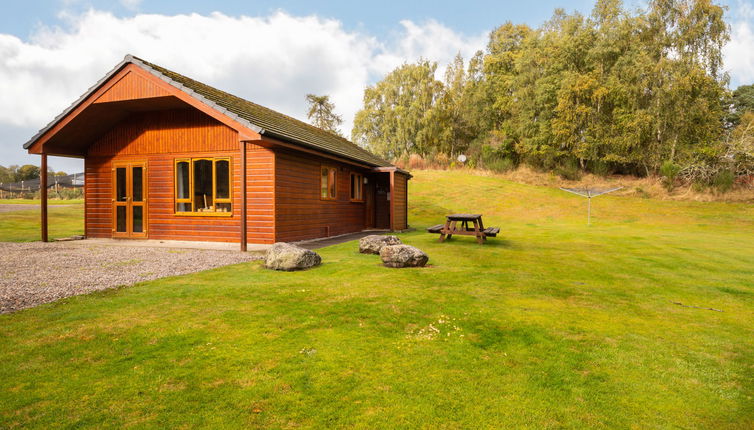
left=175, top=212, right=234, bottom=217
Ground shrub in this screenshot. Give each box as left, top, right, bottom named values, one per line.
left=484, top=157, right=515, bottom=173
left=711, top=170, right=735, bottom=194
left=554, top=159, right=582, bottom=181
left=58, top=188, right=84, bottom=200
left=660, top=160, right=682, bottom=191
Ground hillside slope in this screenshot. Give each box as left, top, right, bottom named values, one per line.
left=0, top=170, right=752, bottom=428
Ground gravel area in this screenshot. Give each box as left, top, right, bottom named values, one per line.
left=0, top=242, right=261, bottom=313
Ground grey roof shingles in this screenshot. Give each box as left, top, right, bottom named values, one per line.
left=133, top=56, right=393, bottom=167
left=25, top=54, right=394, bottom=169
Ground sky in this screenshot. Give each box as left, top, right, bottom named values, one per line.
left=1, top=0, right=753, bottom=173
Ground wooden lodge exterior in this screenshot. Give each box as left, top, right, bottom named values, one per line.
left=24, top=55, right=410, bottom=250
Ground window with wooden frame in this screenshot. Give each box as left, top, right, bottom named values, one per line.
left=350, top=172, right=364, bottom=202
left=175, top=157, right=232, bottom=215
left=320, top=166, right=337, bottom=200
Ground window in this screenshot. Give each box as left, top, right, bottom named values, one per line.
left=321, top=166, right=337, bottom=200
left=350, top=172, right=364, bottom=202
left=175, top=158, right=232, bottom=215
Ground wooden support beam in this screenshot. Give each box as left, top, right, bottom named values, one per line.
left=389, top=170, right=395, bottom=231
left=40, top=154, right=48, bottom=242
left=240, top=140, right=248, bottom=252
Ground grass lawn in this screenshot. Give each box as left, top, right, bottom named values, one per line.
left=0, top=198, right=84, bottom=205
left=0, top=204, right=83, bottom=242
left=1, top=170, right=752, bottom=428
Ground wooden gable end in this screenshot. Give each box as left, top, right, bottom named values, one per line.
left=93, top=70, right=171, bottom=104
left=26, top=63, right=262, bottom=155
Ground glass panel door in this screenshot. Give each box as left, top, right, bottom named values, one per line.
left=112, top=162, right=147, bottom=238
left=131, top=166, right=145, bottom=235
left=114, top=167, right=128, bottom=234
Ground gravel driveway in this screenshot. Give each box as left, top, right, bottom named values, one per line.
left=0, top=242, right=261, bottom=313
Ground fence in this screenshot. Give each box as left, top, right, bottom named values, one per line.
left=0, top=173, right=84, bottom=199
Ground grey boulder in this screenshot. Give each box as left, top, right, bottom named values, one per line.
left=379, top=244, right=429, bottom=268
left=264, top=242, right=322, bottom=271
left=359, top=235, right=402, bottom=254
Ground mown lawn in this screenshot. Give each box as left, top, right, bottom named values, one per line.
left=0, top=204, right=83, bottom=242
left=0, top=198, right=84, bottom=205
left=1, top=170, right=752, bottom=429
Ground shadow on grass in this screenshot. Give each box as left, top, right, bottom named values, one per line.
left=429, top=237, right=515, bottom=249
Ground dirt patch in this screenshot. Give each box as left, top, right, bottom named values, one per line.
left=0, top=242, right=261, bottom=313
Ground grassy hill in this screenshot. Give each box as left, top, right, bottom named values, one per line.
left=1, top=170, right=752, bottom=428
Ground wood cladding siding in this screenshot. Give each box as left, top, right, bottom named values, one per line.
left=93, top=70, right=171, bottom=104
left=274, top=149, right=368, bottom=242
left=88, top=110, right=238, bottom=156
left=246, top=144, right=275, bottom=244
left=84, top=109, right=276, bottom=244
left=393, top=172, right=408, bottom=230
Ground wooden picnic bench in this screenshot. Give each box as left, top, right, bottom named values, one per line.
left=427, top=214, right=499, bottom=244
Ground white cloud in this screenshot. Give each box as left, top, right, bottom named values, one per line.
left=120, top=0, right=142, bottom=10
left=0, top=10, right=486, bottom=170
left=724, top=1, right=754, bottom=87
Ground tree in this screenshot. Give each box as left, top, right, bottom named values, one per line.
left=726, top=84, right=754, bottom=127
left=352, top=60, right=448, bottom=159
left=305, top=94, right=343, bottom=136
left=16, top=165, right=40, bottom=181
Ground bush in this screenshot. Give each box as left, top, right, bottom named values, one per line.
left=58, top=188, right=84, bottom=200
left=484, top=157, right=515, bottom=173
left=660, top=160, right=682, bottom=191
left=554, top=159, right=582, bottom=181
left=711, top=170, right=735, bottom=194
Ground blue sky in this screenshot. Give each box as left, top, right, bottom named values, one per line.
left=3, top=0, right=600, bottom=40
left=1, top=0, right=752, bottom=172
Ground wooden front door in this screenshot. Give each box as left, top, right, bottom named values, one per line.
left=112, top=162, right=147, bottom=238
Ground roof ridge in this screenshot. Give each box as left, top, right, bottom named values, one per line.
left=130, top=55, right=393, bottom=167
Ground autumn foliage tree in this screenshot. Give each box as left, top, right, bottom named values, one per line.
left=352, top=0, right=749, bottom=182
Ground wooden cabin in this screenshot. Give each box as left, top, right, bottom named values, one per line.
left=24, top=55, right=410, bottom=250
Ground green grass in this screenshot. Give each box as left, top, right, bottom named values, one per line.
left=1, top=170, right=752, bottom=428
left=0, top=198, right=84, bottom=205
left=0, top=204, right=83, bottom=241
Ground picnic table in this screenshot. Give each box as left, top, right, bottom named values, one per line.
left=426, top=214, right=499, bottom=244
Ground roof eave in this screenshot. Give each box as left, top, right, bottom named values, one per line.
left=23, top=54, right=266, bottom=151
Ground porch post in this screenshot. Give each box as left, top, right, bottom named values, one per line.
left=40, top=153, right=48, bottom=242
left=240, top=140, right=248, bottom=252
left=389, top=170, right=395, bottom=231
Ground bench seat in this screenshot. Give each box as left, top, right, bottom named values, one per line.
left=426, top=224, right=444, bottom=233
left=483, top=227, right=500, bottom=237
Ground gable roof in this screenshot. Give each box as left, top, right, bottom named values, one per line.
left=24, top=54, right=393, bottom=168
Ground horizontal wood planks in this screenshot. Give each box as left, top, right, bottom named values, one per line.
left=392, top=172, right=408, bottom=230
left=84, top=109, right=275, bottom=244
left=89, top=110, right=238, bottom=156
left=274, top=149, right=369, bottom=242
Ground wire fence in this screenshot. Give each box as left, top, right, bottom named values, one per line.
left=0, top=173, right=84, bottom=199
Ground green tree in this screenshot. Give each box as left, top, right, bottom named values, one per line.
left=726, top=84, right=754, bottom=127
left=16, top=165, right=40, bottom=181
left=352, top=60, right=448, bottom=159
left=305, top=94, right=343, bottom=136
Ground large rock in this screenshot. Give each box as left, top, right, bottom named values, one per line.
left=379, top=244, right=429, bottom=268
left=359, top=235, right=402, bottom=254
left=264, top=243, right=322, bottom=271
